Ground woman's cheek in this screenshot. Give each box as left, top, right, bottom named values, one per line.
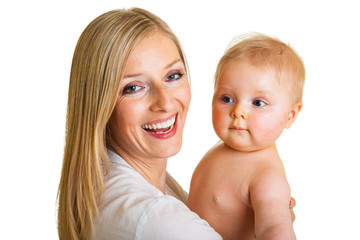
left=177, top=82, right=191, bottom=107
left=118, top=99, right=146, bottom=122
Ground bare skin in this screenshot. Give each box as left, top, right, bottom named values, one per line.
left=188, top=59, right=300, bottom=239
left=188, top=141, right=295, bottom=240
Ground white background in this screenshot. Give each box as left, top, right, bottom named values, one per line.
left=1, top=0, right=359, bottom=239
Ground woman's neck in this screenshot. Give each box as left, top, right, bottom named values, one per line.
left=129, top=157, right=168, bottom=194
left=111, top=146, right=168, bottom=194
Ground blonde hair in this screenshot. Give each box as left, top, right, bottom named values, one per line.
left=57, top=8, right=188, bottom=240
left=215, top=33, right=305, bottom=103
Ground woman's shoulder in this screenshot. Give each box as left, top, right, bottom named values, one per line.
left=91, top=150, right=222, bottom=239
left=92, top=166, right=172, bottom=239
left=94, top=173, right=221, bottom=239
left=166, top=172, right=189, bottom=204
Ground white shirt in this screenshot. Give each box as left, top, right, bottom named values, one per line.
left=90, top=150, right=222, bottom=240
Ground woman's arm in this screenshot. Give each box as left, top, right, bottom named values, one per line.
left=290, top=197, right=296, bottom=222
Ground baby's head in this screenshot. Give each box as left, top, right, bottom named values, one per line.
left=212, top=33, right=305, bottom=151
left=215, top=33, right=305, bottom=104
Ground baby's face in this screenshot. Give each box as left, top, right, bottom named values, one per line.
left=212, top=60, right=297, bottom=151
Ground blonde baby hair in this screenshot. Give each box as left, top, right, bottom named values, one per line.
left=214, top=33, right=305, bottom=103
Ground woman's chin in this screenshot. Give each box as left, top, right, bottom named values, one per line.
left=156, top=144, right=182, bottom=159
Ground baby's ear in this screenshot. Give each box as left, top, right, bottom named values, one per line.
left=285, top=102, right=302, bottom=129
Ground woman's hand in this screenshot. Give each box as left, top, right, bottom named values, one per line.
left=290, top=197, right=296, bottom=222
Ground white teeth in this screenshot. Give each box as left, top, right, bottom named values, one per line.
left=155, top=124, right=174, bottom=134
left=142, top=116, right=176, bottom=131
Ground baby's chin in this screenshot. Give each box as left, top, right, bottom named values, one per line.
left=224, top=141, right=258, bottom=152
left=224, top=139, right=277, bottom=153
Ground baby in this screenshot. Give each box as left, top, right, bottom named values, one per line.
left=188, top=33, right=305, bottom=240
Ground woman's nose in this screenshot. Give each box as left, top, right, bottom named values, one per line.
left=231, top=104, right=248, bottom=120
left=150, top=85, right=173, bottom=112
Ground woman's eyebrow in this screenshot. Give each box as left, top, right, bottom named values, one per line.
left=123, top=59, right=183, bottom=79
left=164, top=59, right=183, bottom=70
left=123, top=73, right=142, bottom=79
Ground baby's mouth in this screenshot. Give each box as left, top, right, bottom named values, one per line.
left=141, top=114, right=176, bottom=134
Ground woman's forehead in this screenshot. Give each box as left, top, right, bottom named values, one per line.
left=124, top=32, right=183, bottom=74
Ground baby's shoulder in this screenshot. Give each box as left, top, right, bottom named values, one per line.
left=248, top=163, right=289, bottom=200
left=204, top=141, right=244, bottom=160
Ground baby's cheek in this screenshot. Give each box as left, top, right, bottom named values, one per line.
left=254, top=117, right=285, bottom=143
left=212, top=108, right=226, bottom=130
left=213, top=116, right=228, bottom=139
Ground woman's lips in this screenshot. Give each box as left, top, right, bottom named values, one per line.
left=141, top=114, right=178, bottom=139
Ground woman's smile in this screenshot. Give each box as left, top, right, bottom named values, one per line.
left=142, top=113, right=177, bottom=138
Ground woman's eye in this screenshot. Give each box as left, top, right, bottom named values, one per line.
left=222, top=96, right=234, bottom=103
left=252, top=99, right=266, bottom=107
left=122, top=85, right=142, bottom=94
left=167, top=72, right=183, bottom=81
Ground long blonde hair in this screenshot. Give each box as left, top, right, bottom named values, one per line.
left=57, top=8, right=188, bottom=240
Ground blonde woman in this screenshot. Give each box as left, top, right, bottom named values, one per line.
left=57, top=8, right=222, bottom=240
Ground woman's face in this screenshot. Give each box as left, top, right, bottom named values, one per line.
left=108, top=32, right=191, bottom=161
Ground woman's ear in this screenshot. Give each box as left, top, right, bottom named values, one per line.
left=285, top=102, right=303, bottom=129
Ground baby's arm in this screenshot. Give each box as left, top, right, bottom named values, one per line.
left=249, top=170, right=296, bottom=240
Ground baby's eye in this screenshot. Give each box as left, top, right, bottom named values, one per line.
left=222, top=96, right=234, bottom=103
left=167, top=72, right=183, bottom=81
left=252, top=99, right=266, bottom=107
left=122, top=85, right=142, bottom=94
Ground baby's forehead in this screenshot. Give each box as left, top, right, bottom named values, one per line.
left=218, top=60, right=287, bottom=82
left=216, top=61, right=297, bottom=98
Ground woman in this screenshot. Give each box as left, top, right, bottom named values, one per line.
left=57, top=8, right=222, bottom=239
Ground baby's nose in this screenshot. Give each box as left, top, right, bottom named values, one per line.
left=231, top=105, right=248, bottom=120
